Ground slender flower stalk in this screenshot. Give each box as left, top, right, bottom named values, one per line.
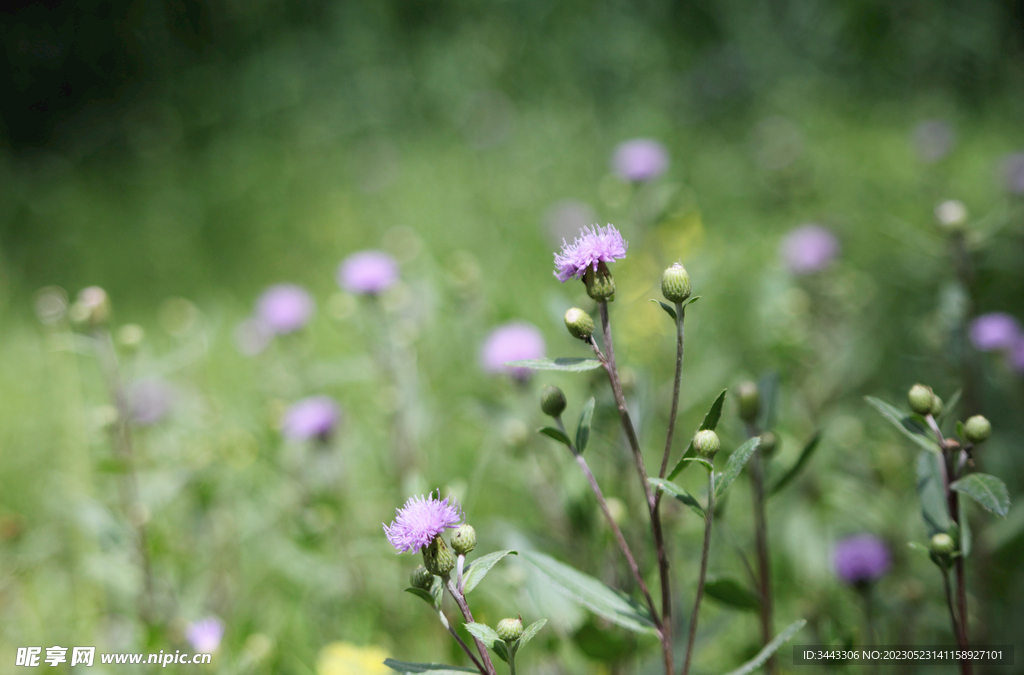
left=683, top=469, right=716, bottom=675
left=744, top=421, right=775, bottom=674
left=444, top=577, right=497, bottom=675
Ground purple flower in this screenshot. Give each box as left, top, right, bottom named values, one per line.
left=834, top=534, right=891, bottom=585
left=554, top=224, right=628, bottom=282
left=969, top=313, right=1021, bottom=352
left=480, top=322, right=546, bottom=379
left=384, top=491, right=463, bottom=553
left=780, top=224, right=839, bottom=274
left=912, top=120, right=955, bottom=164
left=256, top=284, right=314, bottom=335
left=1000, top=152, right=1024, bottom=195
left=337, top=251, right=399, bottom=295
left=612, top=139, right=669, bottom=182
left=282, top=396, right=341, bottom=441
left=127, top=379, right=174, bottom=426
left=185, top=617, right=224, bottom=653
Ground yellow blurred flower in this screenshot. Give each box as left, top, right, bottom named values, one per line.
left=316, top=642, right=389, bottom=675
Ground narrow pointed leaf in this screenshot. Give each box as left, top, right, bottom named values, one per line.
left=704, top=576, right=761, bottom=612
left=917, top=450, right=951, bottom=535
left=518, top=618, right=547, bottom=650
left=650, top=299, right=676, bottom=320
left=463, top=550, right=517, bottom=594
left=404, top=588, right=436, bottom=606
left=383, top=660, right=477, bottom=674
left=682, top=295, right=701, bottom=308
left=756, top=371, right=780, bottom=431
left=668, top=389, right=729, bottom=480
left=769, top=431, right=822, bottom=496
left=538, top=427, right=571, bottom=447
left=720, top=619, right=807, bottom=675
left=649, top=477, right=705, bottom=517
left=956, top=420, right=966, bottom=442
left=492, top=640, right=509, bottom=663
left=520, top=550, right=658, bottom=635
left=504, top=358, right=603, bottom=372
left=576, top=397, right=596, bottom=453
left=464, top=623, right=500, bottom=648
left=951, top=473, right=1010, bottom=517
left=715, top=437, right=761, bottom=499
left=938, top=389, right=962, bottom=427
left=865, top=396, right=939, bottom=452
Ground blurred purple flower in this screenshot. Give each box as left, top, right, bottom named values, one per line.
left=780, top=224, right=839, bottom=274
left=282, top=396, right=341, bottom=441
left=256, top=284, right=314, bottom=335
left=612, top=139, right=669, bottom=182
left=384, top=491, right=463, bottom=553
left=480, top=322, right=546, bottom=379
left=554, top=224, right=628, bottom=282
left=912, top=120, right=955, bottom=164
left=234, top=318, right=273, bottom=356
left=1000, top=152, right=1024, bottom=195
left=337, top=251, right=399, bottom=295
left=834, top=534, right=891, bottom=585
left=128, top=379, right=174, bottom=426
left=969, top=313, right=1021, bottom=352
left=185, top=617, right=224, bottom=653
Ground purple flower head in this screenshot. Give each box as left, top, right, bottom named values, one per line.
left=912, top=119, right=955, bottom=164
left=128, top=379, right=174, bottom=426
left=337, top=250, right=399, bottom=295
left=554, top=224, right=628, bottom=282
left=384, top=491, right=463, bottom=553
left=612, top=139, right=669, bottom=182
left=282, top=396, right=341, bottom=441
left=1000, top=152, right=1024, bottom=195
left=969, top=313, right=1021, bottom=352
left=256, top=284, right=314, bottom=335
left=780, top=224, right=840, bottom=274
left=480, top=322, right=546, bottom=379
left=834, top=534, right=891, bottom=585
left=185, top=617, right=224, bottom=653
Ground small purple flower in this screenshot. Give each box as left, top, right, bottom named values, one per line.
left=256, top=284, right=314, bottom=335
left=780, top=224, right=839, bottom=274
left=282, top=396, right=341, bottom=441
left=612, top=139, right=669, bottom=182
left=127, top=379, right=174, bottom=426
left=185, top=617, right=224, bottom=653
left=384, top=491, right=463, bottom=554
left=480, top=322, right=546, bottom=379
left=337, top=250, right=399, bottom=295
left=1000, top=152, right=1024, bottom=195
left=554, top=224, right=628, bottom=282
left=912, top=120, right=955, bottom=164
left=969, top=313, right=1021, bottom=352
left=834, top=534, right=891, bottom=585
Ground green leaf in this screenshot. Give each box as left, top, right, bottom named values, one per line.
left=518, top=619, right=547, bottom=650
left=704, top=576, right=760, bottom=612
left=538, top=427, right=571, bottom=447
left=492, top=640, right=509, bottom=663
left=865, top=396, right=939, bottom=453
left=404, top=588, right=436, bottom=606
left=917, top=451, right=951, bottom=535
left=756, top=371, right=780, bottom=431
left=649, top=477, right=705, bottom=517
left=667, top=389, right=729, bottom=480
left=682, top=295, right=701, bottom=308
left=956, top=420, right=966, bottom=442
left=939, top=389, right=962, bottom=427
left=464, top=622, right=501, bottom=648
left=520, top=550, right=658, bottom=635
left=576, top=397, right=596, bottom=453
left=404, top=575, right=443, bottom=608
left=504, top=358, right=603, bottom=372
left=769, top=431, right=822, bottom=496
left=907, top=542, right=931, bottom=558
left=715, top=437, right=761, bottom=499
left=463, top=550, right=517, bottom=594
left=650, top=299, right=676, bottom=320
left=951, top=473, right=1010, bottom=517
left=383, top=660, right=477, bottom=674
left=719, top=619, right=807, bottom=675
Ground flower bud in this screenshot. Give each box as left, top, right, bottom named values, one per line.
left=422, top=536, right=456, bottom=577
left=759, top=431, right=778, bottom=458
left=540, top=386, right=567, bottom=418
left=584, top=262, right=615, bottom=301
left=929, top=395, right=943, bottom=417
left=736, top=381, right=760, bottom=423
left=693, top=429, right=721, bottom=458
left=495, top=617, right=524, bottom=641
left=70, top=286, right=111, bottom=326
left=564, top=307, right=595, bottom=341
left=661, top=263, right=692, bottom=304
left=451, top=524, right=477, bottom=555
left=410, top=565, right=434, bottom=590
left=907, top=384, right=936, bottom=416
left=930, top=532, right=956, bottom=557
left=963, top=415, right=991, bottom=444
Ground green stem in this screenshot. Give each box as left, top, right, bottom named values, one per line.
left=507, top=644, right=516, bottom=675
left=682, top=470, right=715, bottom=675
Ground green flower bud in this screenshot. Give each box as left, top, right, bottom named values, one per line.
left=693, top=429, right=721, bottom=458
left=584, top=262, right=615, bottom=301
left=451, top=524, right=477, bottom=555
left=495, top=617, right=524, bottom=641
left=963, top=415, right=991, bottom=444
left=736, top=381, right=760, bottom=423
left=410, top=565, right=434, bottom=591
left=759, top=431, right=777, bottom=458
left=908, top=384, right=936, bottom=416
left=540, top=386, right=567, bottom=418
left=929, top=395, right=943, bottom=417
left=564, top=307, right=595, bottom=341
left=661, top=263, right=692, bottom=304
left=422, top=536, right=456, bottom=577
left=930, top=532, right=956, bottom=557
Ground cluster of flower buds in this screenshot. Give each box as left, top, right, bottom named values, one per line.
left=907, top=383, right=943, bottom=417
